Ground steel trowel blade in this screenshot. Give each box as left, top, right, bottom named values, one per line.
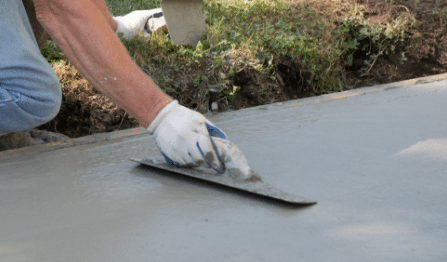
left=130, top=157, right=316, bottom=205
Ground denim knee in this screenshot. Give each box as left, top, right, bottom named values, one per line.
left=0, top=70, right=62, bottom=134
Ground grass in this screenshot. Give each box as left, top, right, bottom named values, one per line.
left=41, top=40, right=65, bottom=64
left=432, top=7, right=447, bottom=27
left=105, top=0, right=161, bottom=16
left=42, top=0, right=420, bottom=112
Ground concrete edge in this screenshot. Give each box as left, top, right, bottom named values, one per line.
left=272, top=72, right=447, bottom=107
left=282, top=72, right=447, bottom=106
left=0, top=127, right=148, bottom=159
left=208, top=73, right=447, bottom=123
left=2, top=73, right=446, bottom=159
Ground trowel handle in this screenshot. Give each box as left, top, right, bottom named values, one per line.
left=210, top=137, right=262, bottom=182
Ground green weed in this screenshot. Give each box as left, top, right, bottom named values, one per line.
left=40, top=40, right=65, bottom=63
left=334, top=8, right=418, bottom=76
left=220, top=85, right=241, bottom=103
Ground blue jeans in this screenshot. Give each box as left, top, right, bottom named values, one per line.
left=0, top=0, right=61, bottom=135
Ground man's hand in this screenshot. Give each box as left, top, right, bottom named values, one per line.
left=114, top=8, right=162, bottom=39
left=147, top=101, right=227, bottom=173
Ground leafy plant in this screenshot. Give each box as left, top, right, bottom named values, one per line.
left=40, top=40, right=65, bottom=63
left=333, top=8, right=418, bottom=76
left=220, top=85, right=241, bottom=103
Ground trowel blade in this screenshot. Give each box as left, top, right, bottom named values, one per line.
left=130, top=157, right=316, bottom=205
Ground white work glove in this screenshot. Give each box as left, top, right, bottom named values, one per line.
left=147, top=100, right=227, bottom=173
left=113, top=8, right=162, bottom=39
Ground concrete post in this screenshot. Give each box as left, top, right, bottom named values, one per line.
left=161, top=0, right=206, bottom=46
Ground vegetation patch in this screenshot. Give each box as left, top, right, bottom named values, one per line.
left=38, top=0, right=447, bottom=137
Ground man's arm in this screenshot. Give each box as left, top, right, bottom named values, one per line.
left=32, top=0, right=172, bottom=127
left=89, top=0, right=118, bottom=31
left=31, top=0, right=230, bottom=172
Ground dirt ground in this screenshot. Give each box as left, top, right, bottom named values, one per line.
left=37, top=0, right=447, bottom=138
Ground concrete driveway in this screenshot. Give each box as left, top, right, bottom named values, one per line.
left=1, top=74, right=446, bottom=261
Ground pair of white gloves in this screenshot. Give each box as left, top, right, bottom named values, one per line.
left=114, top=10, right=227, bottom=172
left=113, top=8, right=165, bottom=39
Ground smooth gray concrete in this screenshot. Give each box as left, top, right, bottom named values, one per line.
left=1, top=74, right=447, bottom=261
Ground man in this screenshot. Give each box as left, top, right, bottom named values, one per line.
left=0, top=0, right=227, bottom=172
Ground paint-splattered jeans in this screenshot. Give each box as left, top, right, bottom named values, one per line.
left=0, top=0, right=61, bottom=135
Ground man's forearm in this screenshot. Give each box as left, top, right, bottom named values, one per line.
left=32, top=0, right=172, bottom=127
left=89, top=0, right=117, bottom=32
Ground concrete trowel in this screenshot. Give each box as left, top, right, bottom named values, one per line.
left=131, top=137, right=316, bottom=205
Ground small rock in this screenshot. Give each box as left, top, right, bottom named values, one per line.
left=220, top=72, right=226, bottom=79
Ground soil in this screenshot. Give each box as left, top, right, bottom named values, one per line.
left=37, top=0, right=447, bottom=139
left=345, top=0, right=447, bottom=87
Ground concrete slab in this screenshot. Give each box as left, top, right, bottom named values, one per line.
left=1, top=74, right=447, bottom=261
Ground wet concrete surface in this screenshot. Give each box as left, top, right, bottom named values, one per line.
left=1, top=74, right=447, bottom=261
